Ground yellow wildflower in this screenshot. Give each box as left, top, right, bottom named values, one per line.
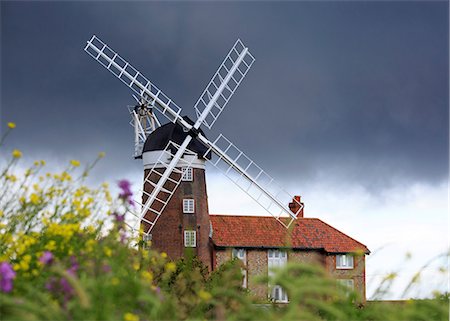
left=85, top=239, right=96, bottom=253
left=45, top=240, right=57, bottom=251
left=111, top=277, right=120, bottom=286
left=20, top=254, right=32, bottom=271
left=98, top=152, right=106, bottom=158
left=40, top=160, right=46, bottom=166
left=34, top=160, right=40, bottom=166
left=133, top=262, right=140, bottom=271
left=7, top=122, right=16, bottom=129
left=123, top=313, right=139, bottom=321
left=104, top=247, right=112, bottom=257
left=12, top=149, right=22, bottom=158
left=141, top=270, right=153, bottom=282
left=6, top=174, right=17, bottom=182
left=165, top=262, right=176, bottom=272
left=198, top=290, right=212, bottom=301
left=161, top=252, right=167, bottom=258
left=61, top=172, right=72, bottom=181
left=70, top=160, right=80, bottom=167
left=83, top=197, right=94, bottom=206
left=30, top=193, right=40, bottom=205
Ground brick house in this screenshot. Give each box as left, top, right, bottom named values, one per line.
left=210, top=209, right=370, bottom=302
left=140, top=118, right=370, bottom=303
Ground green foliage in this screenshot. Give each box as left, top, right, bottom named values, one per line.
left=0, top=124, right=448, bottom=321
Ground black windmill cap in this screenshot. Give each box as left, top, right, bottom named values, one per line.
left=141, top=116, right=211, bottom=160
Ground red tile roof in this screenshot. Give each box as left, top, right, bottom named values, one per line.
left=210, top=215, right=370, bottom=254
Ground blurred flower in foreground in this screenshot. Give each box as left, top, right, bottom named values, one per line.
left=70, top=160, right=80, bottom=167
left=118, top=179, right=133, bottom=205
left=7, top=122, right=16, bottom=129
left=124, top=312, right=139, bottom=321
left=11, top=149, right=22, bottom=159
left=39, top=251, right=54, bottom=265
left=0, top=262, right=16, bottom=293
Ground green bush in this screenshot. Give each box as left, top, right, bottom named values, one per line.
left=0, top=123, right=448, bottom=320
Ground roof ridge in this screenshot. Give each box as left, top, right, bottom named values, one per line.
left=209, top=214, right=317, bottom=219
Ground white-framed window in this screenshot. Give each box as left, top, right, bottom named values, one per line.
left=232, top=248, right=247, bottom=288
left=271, top=285, right=288, bottom=303
left=182, top=167, right=193, bottom=181
left=268, top=249, right=288, bottom=302
left=184, top=230, right=196, bottom=247
left=268, top=249, right=287, bottom=267
left=337, top=278, right=355, bottom=291
left=336, top=254, right=354, bottom=269
left=232, top=248, right=246, bottom=261
left=183, top=199, right=195, bottom=213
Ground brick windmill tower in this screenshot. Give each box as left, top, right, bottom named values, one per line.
left=140, top=117, right=212, bottom=269
left=84, top=36, right=304, bottom=270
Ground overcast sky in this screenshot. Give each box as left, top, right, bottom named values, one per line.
left=1, top=1, right=448, bottom=300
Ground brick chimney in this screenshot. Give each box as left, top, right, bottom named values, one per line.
left=288, top=195, right=304, bottom=218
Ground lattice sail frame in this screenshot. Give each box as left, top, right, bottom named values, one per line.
left=203, top=134, right=303, bottom=228
left=126, top=141, right=197, bottom=235
left=85, top=35, right=183, bottom=124
left=85, top=35, right=303, bottom=231
left=193, top=39, right=255, bottom=129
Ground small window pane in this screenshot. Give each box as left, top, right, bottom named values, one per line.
left=336, top=254, right=354, bottom=269
left=338, top=279, right=355, bottom=292
left=183, top=199, right=195, bottom=213
left=182, top=167, right=193, bottom=181
left=184, top=230, right=196, bottom=247
left=233, top=248, right=246, bottom=261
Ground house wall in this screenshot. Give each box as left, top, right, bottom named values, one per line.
left=247, top=250, right=268, bottom=299
left=325, top=254, right=366, bottom=302
left=214, top=248, right=366, bottom=303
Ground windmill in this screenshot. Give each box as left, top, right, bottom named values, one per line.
left=84, top=35, right=304, bottom=249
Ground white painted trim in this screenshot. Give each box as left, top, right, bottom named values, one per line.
left=142, top=150, right=205, bottom=170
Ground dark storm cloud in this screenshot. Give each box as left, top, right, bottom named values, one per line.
left=1, top=1, right=448, bottom=190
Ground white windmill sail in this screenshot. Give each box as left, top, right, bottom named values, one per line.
left=84, top=35, right=184, bottom=125
left=198, top=133, right=303, bottom=228
left=193, top=39, right=255, bottom=129
left=131, top=39, right=253, bottom=235
left=84, top=35, right=302, bottom=235
left=126, top=141, right=197, bottom=233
